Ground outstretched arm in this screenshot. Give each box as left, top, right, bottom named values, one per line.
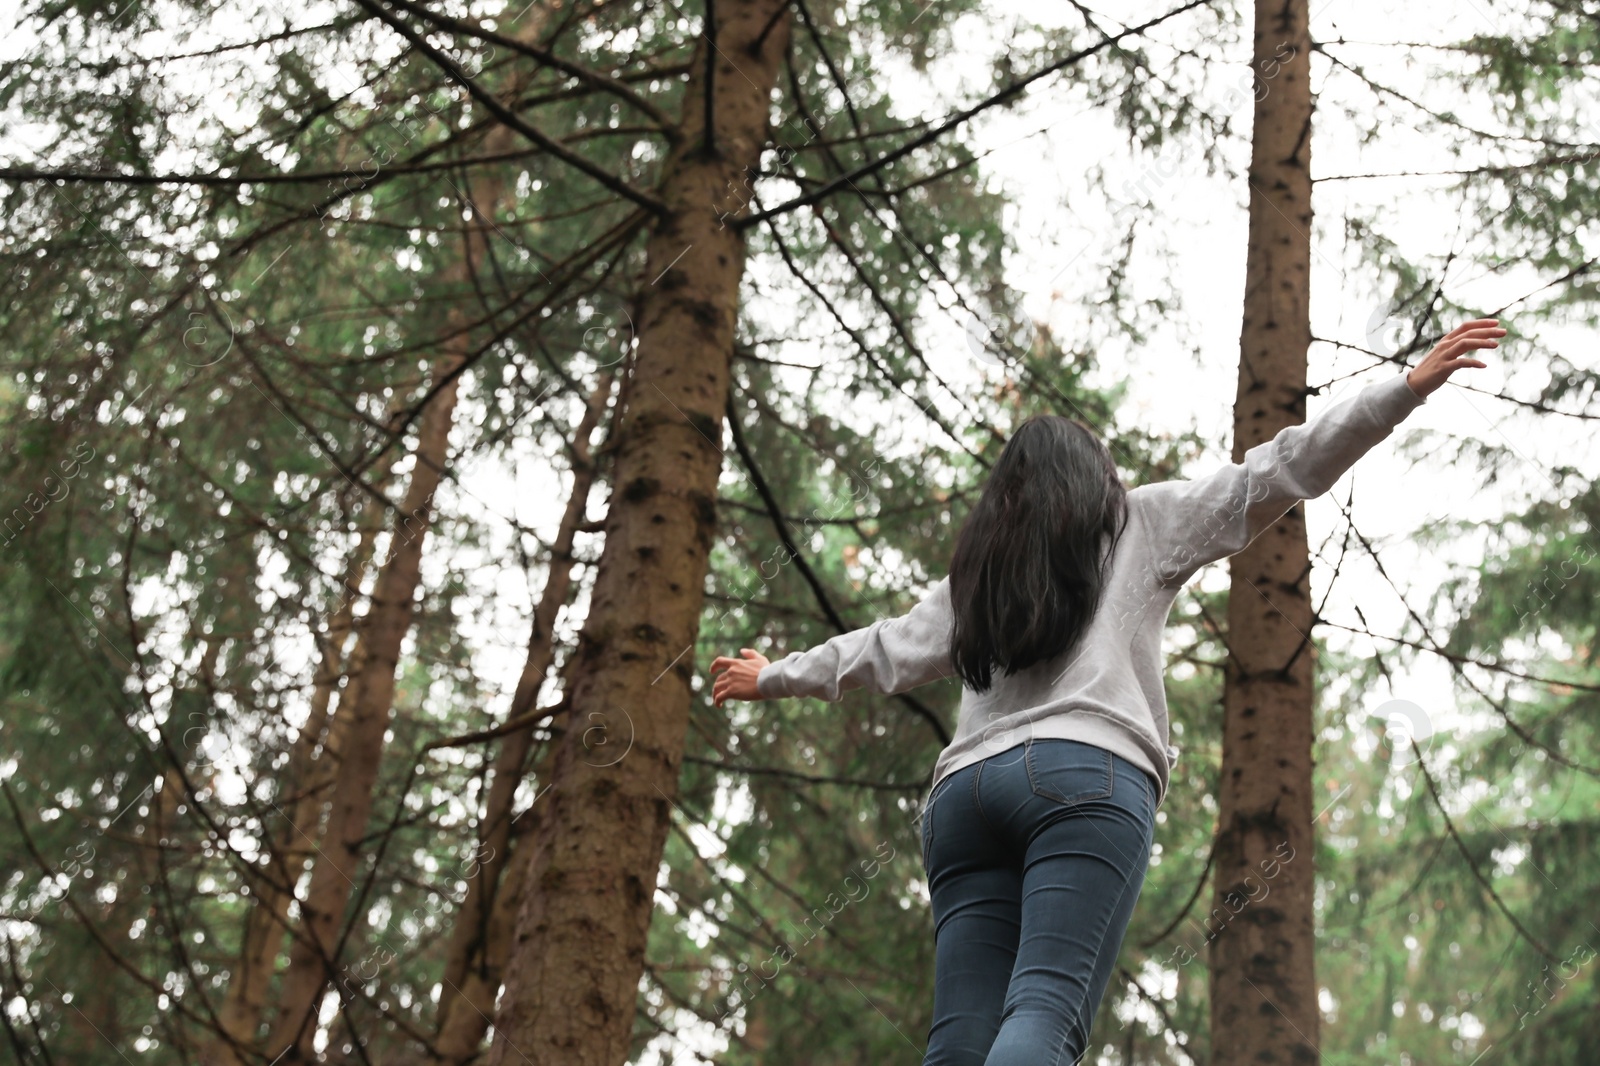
left=1132, top=318, right=1503, bottom=589
left=710, top=577, right=955, bottom=704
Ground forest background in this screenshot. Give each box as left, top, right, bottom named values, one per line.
left=0, top=0, right=1595, bottom=1063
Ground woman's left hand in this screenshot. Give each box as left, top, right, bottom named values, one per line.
left=710, top=648, right=770, bottom=706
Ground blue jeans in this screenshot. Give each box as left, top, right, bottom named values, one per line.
left=919, top=738, right=1157, bottom=1066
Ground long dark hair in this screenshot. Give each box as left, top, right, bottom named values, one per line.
left=947, top=414, right=1129, bottom=692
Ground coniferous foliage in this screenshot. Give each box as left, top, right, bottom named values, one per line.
left=0, top=1, right=1594, bottom=1064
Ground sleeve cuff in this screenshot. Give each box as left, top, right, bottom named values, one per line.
left=756, top=661, right=784, bottom=699
left=1368, top=369, right=1427, bottom=425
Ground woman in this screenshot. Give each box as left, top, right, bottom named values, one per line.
left=709, top=319, right=1502, bottom=1065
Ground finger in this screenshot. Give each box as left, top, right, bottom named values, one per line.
left=1437, top=319, right=1499, bottom=345
left=1438, top=329, right=1504, bottom=352
left=1439, top=337, right=1500, bottom=360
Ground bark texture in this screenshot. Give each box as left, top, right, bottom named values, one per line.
left=485, top=4, right=792, bottom=1063
left=1210, top=0, right=1320, bottom=1063
left=430, top=369, right=615, bottom=1064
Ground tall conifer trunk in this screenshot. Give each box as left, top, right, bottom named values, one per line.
left=430, top=369, right=614, bottom=1064
left=252, top=12, right=558, bottom=1057
left=1210, top=0, right=1320, bottom=1062
left=211, top=501, right=382, bottom=1066
left=486, top=3, right=792, bottom=1063
left=266, top=355, right=464, bottom=1062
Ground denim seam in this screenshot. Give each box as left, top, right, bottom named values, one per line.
left=922, top=774, right=956, bottom=868
left=1052, top=858, right=1146, bottom=1066
left=972, top=759, right=1000, bottom=839
left=920, top=798, right=930, bottom=869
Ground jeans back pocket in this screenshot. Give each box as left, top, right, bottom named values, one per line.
left=1024, top=739, right=1114, bottom=806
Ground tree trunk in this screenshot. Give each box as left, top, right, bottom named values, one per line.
left=431, top=368, right=616, bottom=1064
left=261, top=4, right=562, bottom=1044
left=267, top=356, right=464, bottom=1062
left=429, top=722, right=561, bottom=1063
left=211, top=503, right=384, bottom=1064
left=1209, top=1, right=1319, bottom=1064
left=486, top=4, right=792, bottom=1063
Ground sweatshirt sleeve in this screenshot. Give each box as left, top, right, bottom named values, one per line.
left=756, top=577, right=956, bottom=701
left=1130, top=371, right=1426, bottom=590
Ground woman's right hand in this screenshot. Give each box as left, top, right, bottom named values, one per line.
left=1405, top=318, right=1505, bottom=398
left=710, top=648, right=770, bottom=707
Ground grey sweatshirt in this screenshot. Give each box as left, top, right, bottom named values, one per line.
left=756, top=370, right=1428, bottom=810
